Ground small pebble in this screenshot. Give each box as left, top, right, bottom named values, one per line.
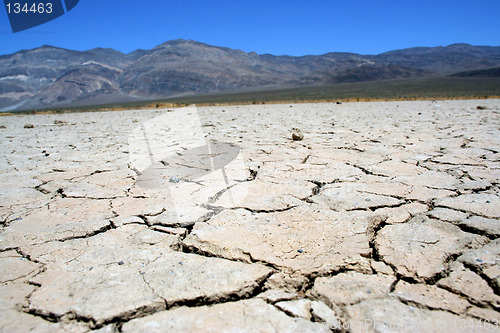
left=291, top=128, right=304, bottom=141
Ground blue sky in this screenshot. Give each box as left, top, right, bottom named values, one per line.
left=1, top=0, right=499, bottom=56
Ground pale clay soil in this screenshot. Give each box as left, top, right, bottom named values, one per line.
left=0, top=99, right=499, bottom=332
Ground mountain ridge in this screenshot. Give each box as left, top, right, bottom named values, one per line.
left=1, top=40, right=500, bottom=111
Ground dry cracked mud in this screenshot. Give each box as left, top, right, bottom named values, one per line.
left=0, top=99, right=499, bottom=332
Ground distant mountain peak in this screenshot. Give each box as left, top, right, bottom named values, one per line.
left=39, top=44, right=58, bottom=49
left=448, top=43, right=472, bottom=47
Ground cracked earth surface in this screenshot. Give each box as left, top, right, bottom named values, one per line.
left=1, top=99, right=499, bottom=332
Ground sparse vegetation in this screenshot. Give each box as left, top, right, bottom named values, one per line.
left=4, top=76, right=500, bottom=115
left=144, top=77, right=500, bottom=106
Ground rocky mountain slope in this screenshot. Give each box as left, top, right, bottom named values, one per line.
left=1, top=40, right=499, bottom=111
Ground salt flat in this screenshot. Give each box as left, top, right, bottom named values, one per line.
left=0, top=99, right=499, bottom=332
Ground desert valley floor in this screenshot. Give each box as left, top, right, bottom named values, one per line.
left=1, top=99, right=499, bottom=332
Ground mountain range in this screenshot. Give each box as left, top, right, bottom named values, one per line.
left=1, top=39, right=500, bottom=111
